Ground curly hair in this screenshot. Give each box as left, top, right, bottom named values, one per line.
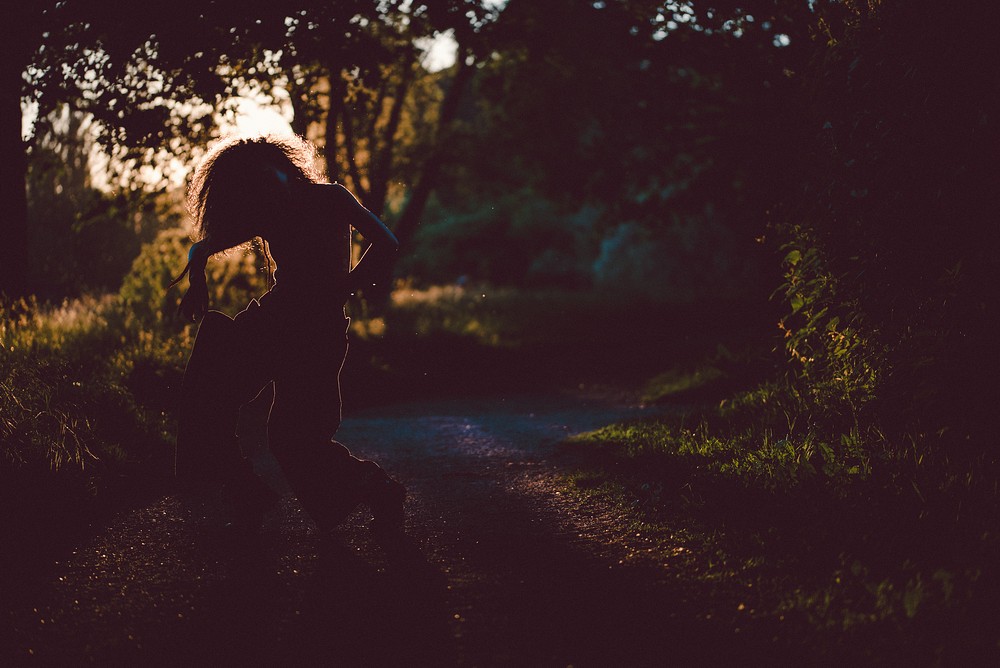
left=186, top=133, right=325, bottom=242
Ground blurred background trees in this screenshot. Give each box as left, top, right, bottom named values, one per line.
left=3, top=0, right=997, bottom=460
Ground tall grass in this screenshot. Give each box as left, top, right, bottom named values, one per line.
left=0, top=227, right=273, bottom=494
left=1, top=295, right=174, bottom=483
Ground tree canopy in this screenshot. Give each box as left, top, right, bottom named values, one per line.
left=5, top=0, right=499, bottom=295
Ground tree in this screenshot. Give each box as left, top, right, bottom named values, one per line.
left=6, top=0, right=240, bottom=295
left=1, top=4, right=45, bottom=296
left=7, top=0, right=501, bottom=299
left=772, top=0, right=1000, bottom=450
left=25, top=107, right=176, bottom=297
left=428, top=0, right=814, bottom=299
left=247, top=1, right=499, bottom=299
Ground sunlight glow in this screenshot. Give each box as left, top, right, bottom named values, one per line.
left=416, top=30, right=459, bottom=73
left=229, top=95, right=293, bottom=137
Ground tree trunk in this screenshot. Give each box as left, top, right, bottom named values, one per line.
left=288, top=78, right=312, bottom=138
left=367, top=62, right=415, bottom=218
left=338, top=103, right=368, bottom=200
left=0, top=57, right=28, bottom=297
left=391, top=57, right=474, bottom=252
left=364, top=57, right=475, bottom=310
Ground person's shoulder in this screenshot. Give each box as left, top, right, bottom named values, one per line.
left=305, top=182, right=361, bottom=213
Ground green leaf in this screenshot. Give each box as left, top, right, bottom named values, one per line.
left=903, top=582, right=923, bottom=619
left=784, top=249, right=802, bottom=266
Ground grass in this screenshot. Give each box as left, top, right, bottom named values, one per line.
left=1, top=295, right=177, bottom=477
left=0, top=294, right=188, bottom=581
left=557, top=364, right=1000, bottom=662
left=2, top=296, right=190, bottom=465
left=4, top=246, right=734, bottom=492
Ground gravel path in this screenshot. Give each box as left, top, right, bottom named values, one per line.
left=2, top=391, right=784, bottom=666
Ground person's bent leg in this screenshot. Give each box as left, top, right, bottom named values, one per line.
left=265, top=310, right=404, bottom=532
left=271, top=436, right=405, bottom=532
left=176, top=311, right=246, bottom=485
left=268, top=391, right=404, bottom=532
left=177, top=308, right=277, bottom=525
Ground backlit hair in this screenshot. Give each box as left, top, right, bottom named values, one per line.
left=186, top=133, right=324, bottom=241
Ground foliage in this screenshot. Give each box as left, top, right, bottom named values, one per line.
left=431, top=0, right=998, bottom=470
left=382, top=282, right=630, bottom=349
left=573, top=403, right=878, bottom=494
left=564, top=396, right=996, bottom=658
left=428, top=0, right=790, bottom=303
left=0, top=295, right=176, bottom=492
left=765, top=0, right=1000, bottom=456
left=26, top=106, right=181, bottom=299
left=0, top=226, right=272, bottom=487
left=120, top=227, right=272, bottom=327
left=384, top=283, right=518, bottom=349
left=401, top=189, right=598, bottom=289
left=773, top=226, right=883, bottom=435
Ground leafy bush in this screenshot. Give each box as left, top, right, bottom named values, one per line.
left=26, top=108, right=180, bottom=300
left=773, top=226, right=884, bottom=436
left=120, top=227, right=271, bottom=328
left=773, top=0, right=999, bottom=457
left=401, top=189, right=597, bottom=289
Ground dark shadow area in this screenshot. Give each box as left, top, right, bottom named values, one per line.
left=160, top=531, right=454, bottom=666
left=293, top=533, right=453, bottom=666
left=331, top=398, right=820, bottom=665
left=1, top=391, right=816, bottom=666
left=2, top=493, right=454, bottom=666
left=0, top=462, right=175, bottom=636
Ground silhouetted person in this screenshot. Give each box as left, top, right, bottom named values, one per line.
left=171, top=134, right=404, bottom=534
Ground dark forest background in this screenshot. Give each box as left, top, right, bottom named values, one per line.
left=2, top=0, right=999, bottom=654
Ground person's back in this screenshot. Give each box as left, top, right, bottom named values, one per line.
left=265, top=183, right=352, bottom=300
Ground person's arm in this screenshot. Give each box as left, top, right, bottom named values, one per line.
left=173, top=236, right=250, bottom=322
left=328, top=183, right=399, bottom=298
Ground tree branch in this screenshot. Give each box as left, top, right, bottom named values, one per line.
left=392, top=54, right=474, bottom=252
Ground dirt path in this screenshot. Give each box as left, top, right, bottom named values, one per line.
left=2, top=391, right=790, bottom=666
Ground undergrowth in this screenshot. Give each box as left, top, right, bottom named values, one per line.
left=0, top=228, right=272, bottom=532
left=2, top=228, right=701, bottom=505
left=1, top=295, right=175, bottom=479
left=562, top=361, right=999, bottom=662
